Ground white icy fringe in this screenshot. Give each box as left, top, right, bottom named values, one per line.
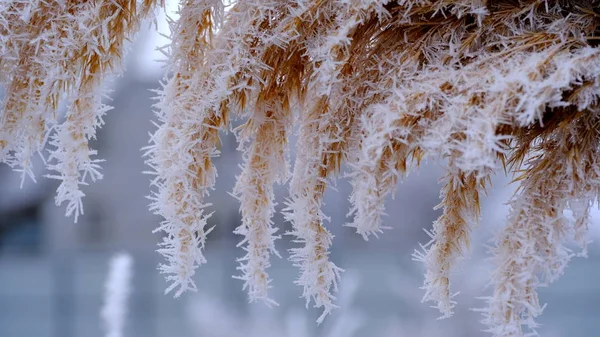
left=380, top=46, right=600, bottom=324
left=308, top=0, right=388, bottom=98
left=482, top=132, right=600, bottom=336
left=46, top=94, right=107, bottom=222
left=136, top=0, right=600, bottom=331
left=226, top=0, right=297, bottom=305
left=233, top=109, right=289, bottom=305
left=0, top=0, right=66, bottom=179
left=101, top=253, right=134, bottom=337
left=276, top=2, right=390, bottom=319
left=480, top=49, right=600, bottom=336
left=285, top=101, right=344, bottom=323
left=414, top=168, right=483, bottom=318
left=348, top=104, right=400, bottom=240
left=0, top=0, right=157, bottom=219
left=145, top=0, right=225, bottom=297
left=284, top=191, right=342, bottom=324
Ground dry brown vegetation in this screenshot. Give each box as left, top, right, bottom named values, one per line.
left=2, top=1, right=600, bottom=336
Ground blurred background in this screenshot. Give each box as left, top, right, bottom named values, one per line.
left=1, top=5, right=599, bottom=337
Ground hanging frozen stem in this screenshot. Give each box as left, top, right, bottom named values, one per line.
left=233, top=107, right=290, bottom=305
left=415, top=165, right=484, bottom=318
left=47, top=0, right=161, bottom=221
left=284, top=172, right=342, bottom=324
left=484, top=110, right=600, bottom=337
left=101, top=253, right=134, bottom=337
left=228, top=0, right=311, bottom=304
left=0, top=0, right=62, bottom=177
left=1, top=0, right=160, bottom=215
left=284, top=97, right=345, bottom=323
left=145, top=0, right=225, bottom=296
left=348, top=102, right=428, bottom=240
left=46, top=93, right=107, bottom=222
left=2, top=1, right=600, bottom=333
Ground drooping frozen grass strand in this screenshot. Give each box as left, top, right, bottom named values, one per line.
left=146, top=0, right=600, bottom=327
left=233, top=107, right=290, bottom=305
left=284, top=96, right=346, bottom=323
left=0, top=0, right=160, bottom=220
left=145, top=0, right=225, bottom=296
left=228, top=0, right=301, bottom=304
left=2, top=0, right=600, bottom=333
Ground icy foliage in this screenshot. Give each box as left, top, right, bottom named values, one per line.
left=2, top=1, right=600, bottom=335
left=145, top=0, right=600, bottom=332
left=0, top=0, right=160, bottom=221
left=144, top=0, right=225, bottom=298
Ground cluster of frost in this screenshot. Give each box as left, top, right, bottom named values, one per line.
left=0, top=0, right=159, bottom=221
left=145, top=0, right=225, bottom=297
left=144, top=1, right=600, bottom=333
left=2, top=1, right=600, bottom=335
